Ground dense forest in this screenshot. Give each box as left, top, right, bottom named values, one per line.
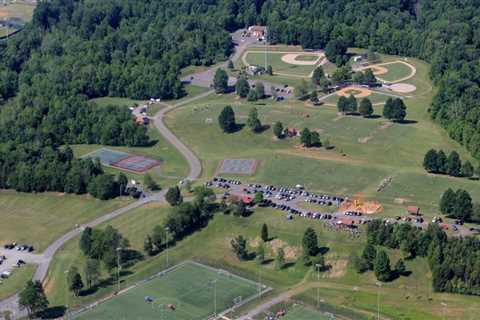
left=366, top=220, right=480, bottom=296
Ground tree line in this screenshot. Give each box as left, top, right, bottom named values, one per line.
left=355, top=220, right=480, bottom=295
left=423, top=149, right=478, bottom=179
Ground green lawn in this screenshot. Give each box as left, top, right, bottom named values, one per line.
left=244, top=52, right=317, bottom=77
left=321, top=91, right=392, bottom=106
left=281, top=304, right=332, bottom=320
left=0, top=191, right=132, bottom=251
left=74, top=261, right=259, bottom=320
left=0, top=2, right=35, bottom=21
left=90, top=97, right=143, bottom=109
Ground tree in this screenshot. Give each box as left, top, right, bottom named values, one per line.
left=437, top=150, right=448, bottom=173
left=312, top=66, right=325, bottom=86
left=213, top=68, right=228, bottom=93
left=423, top=149, right=439, bottom=173
left=352, top=72, right=365, bottom=84
left=68, top=266, right=84, bottom=296
left=462, top=160, right=474, bottom=178
left=80, top=227, right=93, bottom=256
left=273, top=121, right=283, bottom=139
left=302, top=227, right=318, bottom=256
left=247, top=107, right=262, bottom=132
left=361, top=243, right=377, bottom=270
left=310, top=131, right=321, bottom=147
left=152, top=225, right=166, bottom=251
left=84, top=259, right=100, bottom=289
left=144, top=173, right=159, bottom=191
left=347, top=94, right=358, bottom=113
left=325, top=38, right=348, bottom=66
left=447, top=151, right=462, bottom=177
left=256, top=243, right=265, bottom=265
left=351, top=253, right=369, bottom=273
left=359, top=98, right=374, bottom=117
left=275, top=247, right=286, bottom=270
left=363, top=69, right=377, bottom=83
left=254, top=192, right=264, bottom=205
left=294, top=79, right=309, bottom=99
left=310, top=90, right=319, bottom=104
left=255, top=82, right=265, bottom=99
left=117, top=173, right=128, bottom=195
left=231, top=235, right=248, bottom=260
left=374, top=249, right=392, bottom=282
left=144, top=234, right=154, bottom=256
left=439, top=188, right=456, bottom=215
left=384, top=98, right=407, bottom=121
left=19, top=280, right=49, bottom=318
left=266, top=65, right=273, bottom=75
left=235, top=77, right=250, bottom=98
left=452, top=189, right=473, bottom=221
left=475, top=165, right=480, bottom=179
left=261, top=223, right=269, bottom=242
left=300, top=128, right=312, bottom=147
left=394, top=259, right=407, bottom=276
left=337, top=96, right=349, bottom=114
left=227, top=60, right=234, bottom=69
left=166, top=186, right=182, bottom=206
left=218, top=105, right=237, bottom=133
left=247, top=89, right=258, bottom=101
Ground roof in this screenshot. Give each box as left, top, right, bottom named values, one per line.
left=337, top=217, right=354, bottom=225
left=407, top=206, right=419, bottom=214
left=249, top=26, right=266, bottom=32
left=241, top=195, right=254, bottom=204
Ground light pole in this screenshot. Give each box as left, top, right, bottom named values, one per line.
left=165, top=227, right=170, bottom=269
left=441, top=302, right=447, bottom=320
left=213, top=279, right=218, bottom=317
left=375, top=281, right=382, bottom=320
left=64, top=270, right=69, bottom=320
left=315, top=263, right=321, bottom=308
left=116, top=247, right=122, bottom=293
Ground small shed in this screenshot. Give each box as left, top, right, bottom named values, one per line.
left=241, top=195, right=254, bottom=205
left=407, top=206, right=420, bottom=215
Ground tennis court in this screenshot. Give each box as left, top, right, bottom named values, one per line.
left=74, top=261, right=263, bottom=320
left=81, top=148, right=160, bottom=173
left=218, top=159, right=258, bottom=175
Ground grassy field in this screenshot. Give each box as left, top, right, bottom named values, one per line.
left=74, top=261, right=259, bottom=320
left=44, top=203, right=480, bottom=320
left=244, top=51, right=318, bottom=77
left=321, top=90, right=393, bottom=106
left=164, top=54, right=480, bottom=221
left=0, top=1, right=36, bottom=36
left=277, top=304, right=331, bottom=320
left=0, top=191, right=132, bottom=251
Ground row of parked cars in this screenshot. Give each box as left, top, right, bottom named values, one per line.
left=3, top=242, right=34, bottom=252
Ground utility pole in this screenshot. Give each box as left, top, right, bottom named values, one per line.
left=213, top=279, right=218, bottom=317
left=165, top=227, right=170, bottom=269
left=376, top=281, right=382, bottom=320
left=264, top=27, right=268, bottom=70
left=315, top=263, right=321, bottom=308
left=64, top=270, right=69, bottom=320
left=116, top=247, right=122, bottom=293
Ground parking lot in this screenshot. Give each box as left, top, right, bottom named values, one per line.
left=0, top=244, right=45, bottom=280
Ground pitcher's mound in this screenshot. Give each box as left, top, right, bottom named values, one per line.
left=389, top=83, right=416, bottom=93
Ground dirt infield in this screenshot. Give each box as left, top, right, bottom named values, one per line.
left=356, top=60, right=416, bottom=83
left=366, top=65, right=388, bottom=75
left=335, top=86, right=372, bottom=98
left=388, top=83, right=417, bottom=93
left=281, top=53, right=322, bottom=66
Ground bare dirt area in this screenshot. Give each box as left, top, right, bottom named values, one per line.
left=281, top=53, right=322, bottom=66
left=336, top=86, right=372, bottom=98
left=388, top=83, right=417, bottom=93
left=325, top=259, right=348, bottom=278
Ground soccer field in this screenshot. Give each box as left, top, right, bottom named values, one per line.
left=74, top=261, right=263, bottom=320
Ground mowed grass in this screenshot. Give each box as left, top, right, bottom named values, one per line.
left=281, top=304, right=331, bottom=320
left=376, top=61, right=415, bottom=82
left=321, top=90, right=392, bottom=106
left=244, top=52, right=317, bottom=77
left=165, top=58, right=480, bottom=219
left=46, top=204, right=480, bottom=320
left=0, top=191, right=132, bottom=251
left=0, top=264, right=35, bottom=301
left=0, top=2, right=35, bottom=21
left=74, top=262, right=259, bottom=320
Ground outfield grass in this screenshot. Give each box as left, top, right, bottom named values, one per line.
left=375, top=61, right=414, bottom=82
left=280, top=304, right=332, bottom=320
left=74, top=261, right=259, bottom=320
left=321, top=91, right=392, bottom=106
left=0, top=191, right=132, bottom=251
left=244, top=52, right=317, bottom=77
left=45, top=204, right=480, bottom=320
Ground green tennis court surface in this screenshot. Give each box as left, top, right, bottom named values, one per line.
left=74, top=261, right=261, bottom=320
left=283, top=304, right=332, bottom=320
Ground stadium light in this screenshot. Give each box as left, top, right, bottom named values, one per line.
left=375, top=281, right=382, bottom=320
left=315, top=263, right=321, bottom=308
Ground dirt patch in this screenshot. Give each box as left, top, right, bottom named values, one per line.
left=333, top=114, right=345, bottom=122
left=336, top=86, right=372, bottom=98
left=358, top=136, right=373, bottom=144
left=276, top=148, right=364, bottom=165
left=248, top=236, right=261, bottom=249
left=325, top=259, right=348, bottom=278
left=389, top=83, right=417, bottom=93
left=379, top=122, right=394, bottom=130
left=394, top=198, right=409, bottom=204
left=281, top=53, right=322, bottom=66
left=268, top=239, right=300, bottom=260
